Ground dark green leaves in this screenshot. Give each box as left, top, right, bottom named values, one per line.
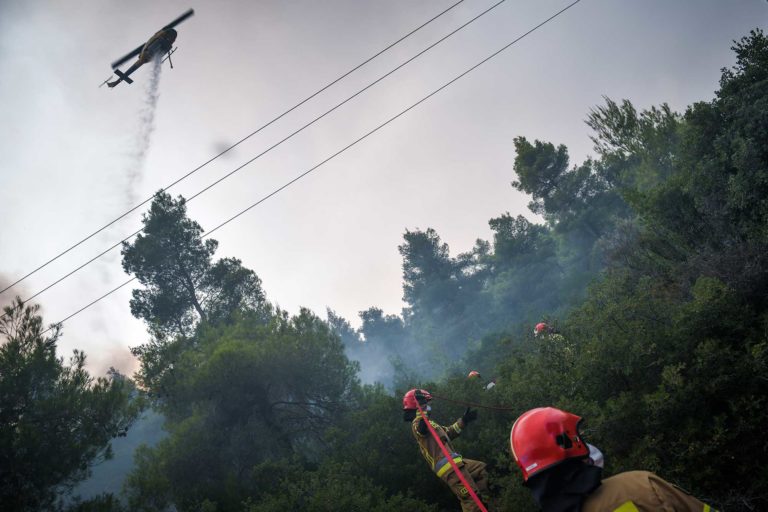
left=0, top=299, right=138, bottom=511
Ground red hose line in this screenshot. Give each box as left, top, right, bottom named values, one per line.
left=415, top=403, right=488, bottom=512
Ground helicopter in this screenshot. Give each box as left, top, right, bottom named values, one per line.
left=101, top=8, right=194, bottom=88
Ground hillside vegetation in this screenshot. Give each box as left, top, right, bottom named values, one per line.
left=2, top=29, right=766, bottom=512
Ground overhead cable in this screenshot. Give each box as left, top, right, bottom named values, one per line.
left=3, top=0, right=508, bottom=320
left=0, top=0, right=467, bottom=297
left=41, top=0, right=582, bottom=335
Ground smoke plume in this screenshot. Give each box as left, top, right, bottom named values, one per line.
left=124, top=56, right=163, bottom=206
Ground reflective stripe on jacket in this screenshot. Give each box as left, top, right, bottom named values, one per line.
left=434, top=452, right=464, bottom=477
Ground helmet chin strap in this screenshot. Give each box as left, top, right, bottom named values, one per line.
left=415, top=402, right=488, bottom=512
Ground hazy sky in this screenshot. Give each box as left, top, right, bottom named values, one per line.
left=0, top=0, right=765, bottom=376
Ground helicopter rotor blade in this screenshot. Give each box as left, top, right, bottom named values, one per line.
left=163, top=8, right=194, bottom=30
left=111, top=43, right=144, bottom=69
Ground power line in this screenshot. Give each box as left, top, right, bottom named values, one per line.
left=0, top=0, right=467, bottom=297
left=3, top=0, right=508, bottom=320
left=188, top=0, right=505, bottom=203
left=41, top=0, right=582, bottom=336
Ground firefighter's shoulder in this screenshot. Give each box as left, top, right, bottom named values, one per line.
left=582, top=470, right=716, bottom=512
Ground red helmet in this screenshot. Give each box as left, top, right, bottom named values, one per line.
left=402, top=388, right=432, bottom=410
left=534, top=322, right=549, bottom=335
left=467, top=370, right=481, bottom=379
left=510, top=407, right=589, bottom=482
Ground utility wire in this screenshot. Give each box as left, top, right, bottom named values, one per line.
left=2, top=0, right=508, bottom=321
left=189, top=0, right=505, bottom=202
left=0, top=0, right=467, bottom=297
left=41, top=0, right=582, bottom=336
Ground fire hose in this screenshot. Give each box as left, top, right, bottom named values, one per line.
left=414, top=402, right=488, bottom=512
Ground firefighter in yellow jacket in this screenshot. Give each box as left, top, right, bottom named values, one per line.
left=403, top=388, right=489, bottom=512
left=509, top=407, right=719, bottom=512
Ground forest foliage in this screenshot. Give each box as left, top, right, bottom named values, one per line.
left=0, top=301, right=139, bottom=511
left=2, top=30, right=767, bottom=511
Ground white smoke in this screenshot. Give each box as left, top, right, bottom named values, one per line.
left=125, top=56, right=162, bottom=206
left=0, top=273, right=27, bottom=312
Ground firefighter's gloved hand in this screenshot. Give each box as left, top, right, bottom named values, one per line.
left=462, top=407, right=478, bottom=425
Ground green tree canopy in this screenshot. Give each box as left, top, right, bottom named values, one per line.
left=125, top=308, right=360, bottom=510
left=121, top=191, right=267, bottom=341
left=0, top=299, right=138, bottom=512
left=122, top=191, right=269, bottom=393
left=109, top=28, right=768, bottom=512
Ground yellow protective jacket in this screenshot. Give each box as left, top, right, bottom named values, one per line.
left=411, top=410, right=466, bottom=478
left=582, top=471, right=718, bottom=512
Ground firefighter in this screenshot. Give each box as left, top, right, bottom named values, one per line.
left=403, top=388, right=490, bottom=511
left=509, top=407, right=718, bottom=512
left=534, top=322, right=566, bottom=344
left=534, top=322, right=551, bottom=336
